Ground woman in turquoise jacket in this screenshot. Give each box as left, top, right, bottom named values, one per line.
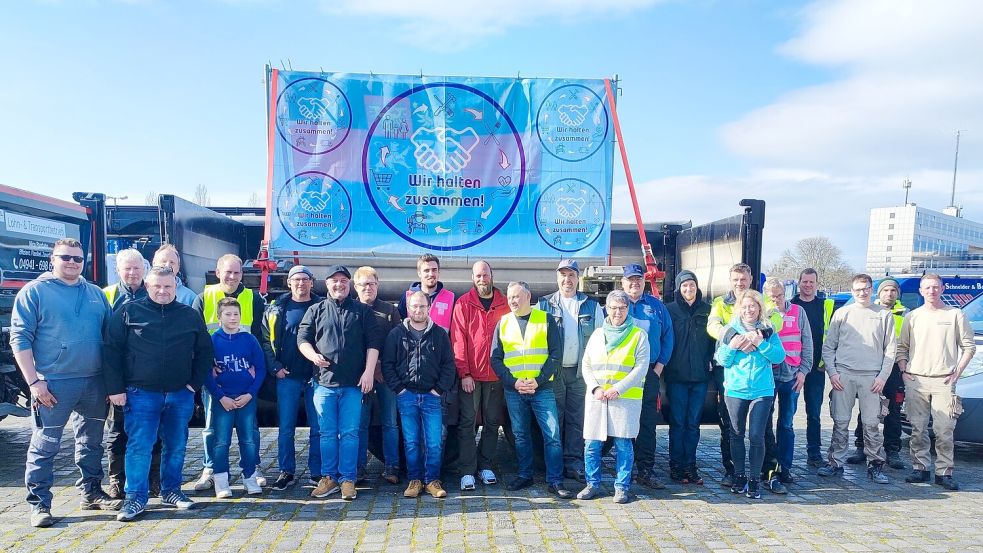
left=714, top=289, right=785, bottom=499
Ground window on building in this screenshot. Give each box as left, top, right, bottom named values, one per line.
left=888, top=224, right=894, bottom=230
left=890, top=213, right=895, bottom=219
left=887, top=235, right=893, bottom=240
left=887, top=246, right=892, bottom=251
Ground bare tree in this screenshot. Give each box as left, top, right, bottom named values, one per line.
left=193, top=184, right=211, bottom=207
left=247, top=192, right=262, bottom=207
left=144, top=190, right=159, bottom=206
left=766, top=236, right=855, bottom=292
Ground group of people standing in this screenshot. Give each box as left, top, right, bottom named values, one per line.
left=10, top=241, right=976, bottom=529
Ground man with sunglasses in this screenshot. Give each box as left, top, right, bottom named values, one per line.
left=11, top=239, right=120, bottom=527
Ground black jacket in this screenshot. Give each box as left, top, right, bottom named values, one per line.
left=103, top=296, right=214, bottom=395
left=260, top=292, right=322, bottom=379
left=297, top=296, right=382, bottom=387
left=665, top=291, right=714, bottom=384
left=381, top=320, right=456, bottom=395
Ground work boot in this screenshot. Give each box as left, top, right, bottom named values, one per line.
left=867, top=462, right=889, bottom=484
left=107, top=479, right=124, bottom=500
left=935, top=475, right=960, bottom=491
left=669, top=467, right=688, bottom=483
left=806, top=455, right=824, bottom=468
left=886, top=450, right=906, bottom=470
left=637, top=471, right=665, bottom=490
left=382, top=467, right=400, bottom=485
left=845, top=448, right=867, bottom=465
left=905, top=470, right=931, bottom=484
left=80, top=488, right=123, bottom=511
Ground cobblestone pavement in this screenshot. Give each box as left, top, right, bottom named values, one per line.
left=2, top=408, right=982, bottom=552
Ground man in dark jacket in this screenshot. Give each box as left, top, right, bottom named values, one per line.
left=382, top=291, right=456, bottom=499
left=298, top=265, right=381, bottom=501
left=103, top=266, right=214, bottom=522
left=664, top=270, right=714, bottom=485
left=261, top=265, right=323, bottom=491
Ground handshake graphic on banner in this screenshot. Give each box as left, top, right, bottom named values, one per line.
left=411, top=126, right=480, bottom=173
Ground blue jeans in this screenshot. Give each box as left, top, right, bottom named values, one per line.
left=585, top=437, right=634, bottom=491
left=504, top=388, right=563, bottom=485
left=211, top=397, right=259, bottom=476
left=25, top=376, right=108, bottom=509
left=774, top=379, right=799, bottom=471
left=277, top=377, right=321, bottom=476
left=358, top=384, right=401, bottom=471
left=396, top=392, right=444, bottom=482
left=313, top=385, right=362, bottom=483
left=803, top=369, right=825, bottom=459
left=200, top=388, right=215, bottom=469
left=666, top=381, right=709, bottom=470
left=123, top=387, right=195, bottom=504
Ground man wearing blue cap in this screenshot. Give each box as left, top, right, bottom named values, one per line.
left=537, top=259, right=603, bottom=482
left=620, top=263, right=674, bottom=489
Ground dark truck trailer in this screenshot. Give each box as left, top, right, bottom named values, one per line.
left=0, top=185, right=92, bottom=420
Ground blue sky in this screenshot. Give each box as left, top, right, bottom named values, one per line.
left=2, top=0, right=980, bottom=270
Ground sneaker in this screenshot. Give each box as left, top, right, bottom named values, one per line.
left=745, top=479, right=761, bottom=499
left=116, top=498, right=146, bottom=522
left=637, top=471, right=665, bottom=490
left=817, top=464, right=844, bottom=477
left=193, top=468, right=214, bottom=491
left=778, top=469, right=795, bottom=485
left=311, top=477, right=340, bottom=498
left=253, top=468, right=267, bottom=488
left=845, top=448, right=867, bottom=465
left=404, top=480, right=424, bottom=498
left=763, top=476, right=787, bottom=494
left=382, top=467, right=400, bottom=485
left=214, top=472, right=233, bottom=499
left=341, top=481, right=357, bottom=500
left=244, top=474, right=263, bottom=495
left=806, top=456, right=824, bottom=468
left=669, top=468, right=689, bottom=483
left=935, top=475, right=960, bottom=491
left=426, top=480, right=448, bottom=499
left=271, top=472, right=295, bottom=491
left=730, top=474, right=748, bottom=495
left=30, top=505, right=54, bottom=528
left=886, top=451, right=907, bottom=470
left=107, top=480, right=124, bottom=500
left=478, top=469, right=497, bottom=485
left=160, top=489, right=196, bottom=510
left=867, top=463, right=889, bottom=484
left=80, top=488, right=124, bottom=511
left=613, top=488, right=631, bottom=504
left=685, top=466, right=704, bottom=485
left=548, top=483, right=573, bottom=499
left=721, top=472, right=735, bottom=488
left=905, top=469, right=931, bottom=484
left=460, top=475, right=476, bottom=491
left=576, top=484, right=604, bottom=500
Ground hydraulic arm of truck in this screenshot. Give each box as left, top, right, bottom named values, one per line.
left=603, top=78, right=664, bottom=298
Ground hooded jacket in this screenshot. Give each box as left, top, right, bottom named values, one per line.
left=664, top=271, right=714, bottom=384
left=103, top=296, right=214, bottom=394
left=450, top=287, right=510, bottom=381
left=381, top=319, right=457, bottom=395
left=208, top=327, right=266, bottom=399
left=10, top=272, right=111, bottom=381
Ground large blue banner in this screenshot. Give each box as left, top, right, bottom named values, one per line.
left=268, top=71, right=614, bottom=258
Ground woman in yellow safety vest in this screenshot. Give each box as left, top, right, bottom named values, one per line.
left=577, top=290, right=650, bottom=504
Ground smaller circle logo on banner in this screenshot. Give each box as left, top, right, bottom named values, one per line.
left=276, top=171, right=352, bottom=247
left=362, top=82, right=526, bottom=251
left=535, top=178, right=606, bottom=252
left=536, top=84, right=608, bottom=162
left=276, top=77, right=353, bottom=156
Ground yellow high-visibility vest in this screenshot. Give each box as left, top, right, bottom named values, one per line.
left=202, top=284, right=255, bottom=334
left=500, top=309, right=550, bottom=380
left=103, top=285, right=118, bottom=306
left=585, top=326, right=645, bottom=400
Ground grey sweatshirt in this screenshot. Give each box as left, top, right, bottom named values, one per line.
left=9, top=272, right=111, bottom=380
left=821, top=302, right=896, bottom=381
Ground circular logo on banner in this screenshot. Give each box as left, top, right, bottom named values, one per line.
left=276, top=77, right=353, bottom=156
left=362, top=82, right=525, bottom=251
left=276, top=171, right=352, bottom=247
left=536, top=84, right=608, bottom=162
left=535, top=178, right=606, bottom=252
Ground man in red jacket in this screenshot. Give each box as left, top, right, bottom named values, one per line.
left=452, top=261, right=511, bottom=492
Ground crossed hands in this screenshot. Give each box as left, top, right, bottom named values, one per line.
left=514, top=378, right=539, bottom=395
left=219, top=394, right=253, bottom=411
left=593, top=387, right=620, bottom=401
left=728, top=331, right=763, bottom=353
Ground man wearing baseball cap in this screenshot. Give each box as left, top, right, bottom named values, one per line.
left=620, top=263, right=674, bottom=489
left=298, top=265, right=382, bottom=501
left=536, top=259, right=603, bottom=482
left=261, top=265, right=324, bottom=491
left=845, top=277, right=909, bottom=469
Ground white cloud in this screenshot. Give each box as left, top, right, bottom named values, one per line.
left=320, top=0, right=661, bottom=47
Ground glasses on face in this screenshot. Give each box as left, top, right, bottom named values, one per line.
left=55, top=254, right=85, bottom=263
left=354, top=281, right=378, bottom=288
left=852, top=286, right=871, bottom=294
left=607, top=305, right=628, bottom=312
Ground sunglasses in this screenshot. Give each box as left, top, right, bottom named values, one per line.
left=55, top=254, right=85, bottom=263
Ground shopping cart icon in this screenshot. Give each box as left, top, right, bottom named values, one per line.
left=373, top=171, right=394, bottom=185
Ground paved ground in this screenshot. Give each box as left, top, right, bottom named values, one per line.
left=1, top=407, right=982, bottom=553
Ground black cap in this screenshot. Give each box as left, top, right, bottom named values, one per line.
left=324, top=265, right=351, bottom=279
